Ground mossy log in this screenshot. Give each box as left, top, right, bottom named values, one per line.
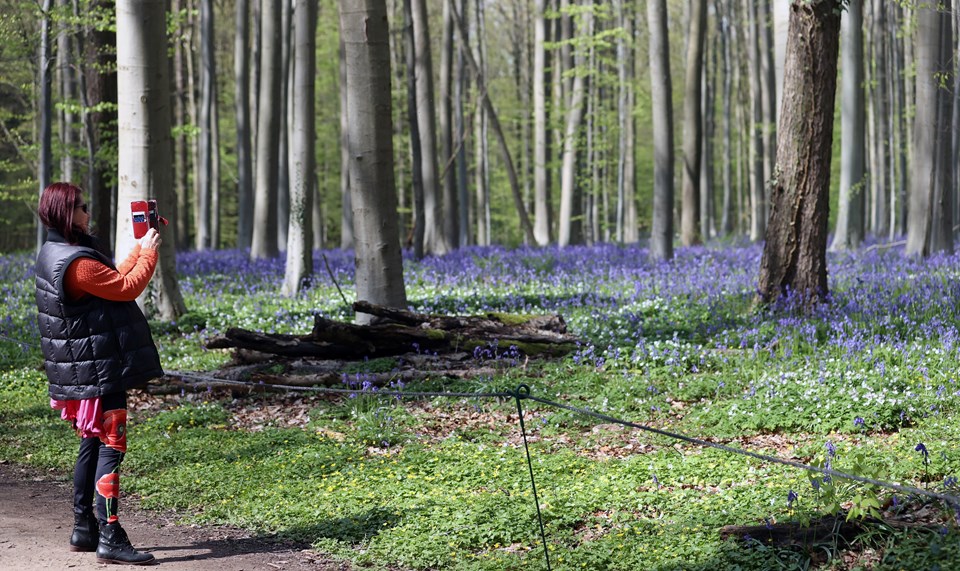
left=206, top=301, right=579, bottom=359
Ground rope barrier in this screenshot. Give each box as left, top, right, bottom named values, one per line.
left=165, top=371, right=960, bottom=533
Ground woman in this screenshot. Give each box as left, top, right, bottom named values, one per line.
left=35, top=182, right=162, bottom=565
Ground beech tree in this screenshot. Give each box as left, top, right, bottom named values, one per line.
left=680, top=0, right=706, bottom=247
left=338, top=0, right=407, bottom=322
left=757, top=0, right=842, bottom=305
left=906, top=1, right=954, bottom=257
left=235, top=0, right=254, bottom=250
left=830, top=0, right=865, bottom=252
left=647, top=0, right=674, bottom=262
left=281, top=0, right=317, bottom=297
left=251, top=0, right=281, bottom=259
left=115, top=0, right=186, bottom=319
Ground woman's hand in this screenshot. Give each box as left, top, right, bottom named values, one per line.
left=140, top=228, right=162, bottom=251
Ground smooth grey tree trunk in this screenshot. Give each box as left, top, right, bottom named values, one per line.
left=745, top=0, right=766, bottom=241
left=37, top=0, right=53, bottom=251
left=681, top=0, right=706, bottom=247
left=57, top=0, right=76, bottom=183
left=759, top=0, right=778, bottom=188
left=455, top=0, right=470, bottom=247
left=830, top=0, right=865, bottom=251
left=411, top=0, right=447, bottom=255
left=80, top=0, right=117, bottom=246
left=172, top=0, right=190, bottom=250
left=235, top=0, right=254, bottom=250
left=282, top=0, right=317, bottom=297
left=276, top=0, right=292, bottom=250
left=338, top=0, right=408, bottom=322
left=338, top=34, right=354, bottom=250
left=439, top=0, right=459, bottom=249
left=196, top=0, right=216, bottom=250
left=533, top=0, right=551, bottom=245
left=906, top=4, right=941, bottom=257
left=557, top=13, right=589, bottom=248
left=928, top=7, right=953, bottom=255
left=623, top=6, right=637, bottom=244
left=403, top=0, right=424, bottom=259
left=720, top=1, right=734, bottom=236
left=251, top=0, right=281, bottom=259
left=647, top=0, right=675, bottom=261
left=116, top=0, right=187, bottom=319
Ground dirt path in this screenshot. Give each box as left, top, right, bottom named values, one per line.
left=0, top=461, right=351, bottom=570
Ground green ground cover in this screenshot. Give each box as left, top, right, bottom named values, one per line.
left=1, top=243, right=959, bottom=570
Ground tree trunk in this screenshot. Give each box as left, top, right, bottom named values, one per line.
left=439, top=0, right=459, bottom=250
left=172, top=0, right=190, bottom=250
left=251, top=0, right=281, bottom=259
left=402, top=0, right=425, bottom=259
left=454, top=0, right=471, bottom=247
left=276, top=0, right=293, bottom=251
left=622, top=5, right=637, bottom=244
left=82, top=0, right=117, bottom=248
left=533, top=0, right=552, bottom=246
left=235, top=0, right=254, bottom=250
left=830, top=0, right=865, bottom=252
left=557, top=12, right=589, bottom=248
left=647, top=0, right=675, bottom=261
left=57, top=0, right=77, bottom=183
left=680, top=0, right=706, bottom=247
left=116, top=0, right=187, bottom=319
left=196, top=0, right=216, bottom=250
left=745, top=0, right=766, bottom=241
left=928, top=7, right=953, bottom=255
left=338, top=0, right=408, bottom=322
left=906, top=4, right=940, bottom=257
left=757, top=0, right=842, bottom=305
left=338, top=33, right=354, bottom=250
left=411, top=0, right=447, bottom=255
left=720, top=0, right=734, bottom=236
left=37, top=0, right=54, bottom=251
left=281, top=0, right=317, bottom=297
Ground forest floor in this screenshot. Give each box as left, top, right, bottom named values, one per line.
left=0, top=461, right=352, bottom=570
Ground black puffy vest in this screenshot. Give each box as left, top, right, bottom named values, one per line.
left=35, top=231, right=163, bottom=400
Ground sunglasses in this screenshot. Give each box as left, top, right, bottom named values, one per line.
left=77, top=203, right=88, bottom=214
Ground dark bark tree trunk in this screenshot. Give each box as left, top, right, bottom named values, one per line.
left=757, top=0, right=842, bottom=305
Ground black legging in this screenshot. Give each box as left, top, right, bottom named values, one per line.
left=73, top=391, right=127, bottom=525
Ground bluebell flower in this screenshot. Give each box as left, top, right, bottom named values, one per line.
left=826, top=441, right=837, bottom=457
left=787, top=490, right=798, bottom=507
left=916, top=443, right=930, bottom=465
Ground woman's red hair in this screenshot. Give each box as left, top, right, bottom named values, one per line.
left=38, top=182, right=84, bottom=243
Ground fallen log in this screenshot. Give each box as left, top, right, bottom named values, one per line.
left=207, top=301, right=579, bottom=359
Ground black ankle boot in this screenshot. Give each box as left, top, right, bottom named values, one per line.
left=95, top=522, right=156, bottom=565
left=69, top=511, right=99, bottom=552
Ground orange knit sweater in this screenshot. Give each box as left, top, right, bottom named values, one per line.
left=63, top=245, right=159, bottom=303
